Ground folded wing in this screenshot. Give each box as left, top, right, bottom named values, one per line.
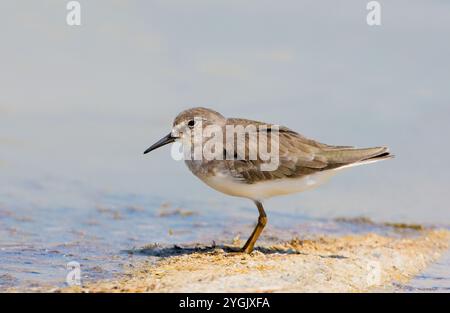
left=223, top=122, right=391, bottom=184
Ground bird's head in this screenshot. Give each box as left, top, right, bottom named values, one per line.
left=143, top=107, right=225, bottom=154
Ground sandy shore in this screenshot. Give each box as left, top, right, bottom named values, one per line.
left=60, top=228, right=449, bottom=293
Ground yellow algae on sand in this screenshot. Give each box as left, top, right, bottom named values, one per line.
left=58, top=229, right=449, bottom=293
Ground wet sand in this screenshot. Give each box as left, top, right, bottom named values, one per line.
left=57, top=228, right=449, bottom=293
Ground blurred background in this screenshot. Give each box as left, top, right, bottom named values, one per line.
left=0, top=0, right=449, bottom=289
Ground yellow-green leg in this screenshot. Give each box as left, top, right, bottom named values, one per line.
left=241, top=201, right=267, bottom=253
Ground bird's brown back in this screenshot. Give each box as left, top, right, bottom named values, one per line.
left=221, top=118, right=389, bottom=184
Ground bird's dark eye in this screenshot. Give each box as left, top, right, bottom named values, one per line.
left=187, top=120, right=195, bottom=128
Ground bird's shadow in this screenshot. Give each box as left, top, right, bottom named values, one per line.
left=122, top=243, right=347, bottom=259
left=122, top=244, right=215, bottom=258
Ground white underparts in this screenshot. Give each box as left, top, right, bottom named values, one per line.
left=202, top=170, right=337, bottom=201
left=197, top=158, right=388, bottom=201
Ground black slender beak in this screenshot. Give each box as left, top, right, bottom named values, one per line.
left=143, top=133, right=175, bottom=154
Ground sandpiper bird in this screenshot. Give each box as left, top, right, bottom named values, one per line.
left=144, top=107, right=392, bottom=253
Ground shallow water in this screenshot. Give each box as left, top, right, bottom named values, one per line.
left=1, top=100, right=449, bottom=292
left=399, top=249, right=450, bottom=292
left=1, top=1, right=450, bottom=291
left=0, top=180, right=448, bottom=290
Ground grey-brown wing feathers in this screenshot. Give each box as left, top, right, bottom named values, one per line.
left=223, top=121, right=392, bottom=184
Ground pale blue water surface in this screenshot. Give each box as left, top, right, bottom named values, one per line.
left=0, top=1, right=449, bottom=291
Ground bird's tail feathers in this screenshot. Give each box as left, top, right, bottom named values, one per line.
left=321, top=146, right=394, bottom=169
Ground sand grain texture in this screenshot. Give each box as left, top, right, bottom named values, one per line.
left=62, top=229, right=450, bottom=293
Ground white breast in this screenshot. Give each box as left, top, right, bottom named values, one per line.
left=201, top=170, right=338, bottom=201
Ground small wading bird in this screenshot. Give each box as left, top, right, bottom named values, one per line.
left=144, top=107, right=393, bottom=253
